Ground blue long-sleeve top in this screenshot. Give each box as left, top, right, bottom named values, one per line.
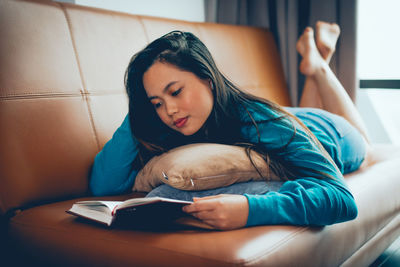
left=90, top=103, right=358, bottom=226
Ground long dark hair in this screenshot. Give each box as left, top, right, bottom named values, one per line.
left=125, top=31, right=336, bottom=180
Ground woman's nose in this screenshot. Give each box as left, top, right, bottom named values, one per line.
left=165, top=100, right=178, bottom=116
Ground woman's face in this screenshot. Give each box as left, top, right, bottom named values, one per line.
left=143, top=61, right=214, bottom=136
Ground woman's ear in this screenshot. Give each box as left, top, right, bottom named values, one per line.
left=209, top=79, right=214, bottom=90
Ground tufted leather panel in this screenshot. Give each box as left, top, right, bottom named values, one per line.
left=0, top=0, right=83, bottom=97
left=0, top=0, right=97, bottom=214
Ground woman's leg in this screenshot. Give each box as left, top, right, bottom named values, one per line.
left=299, top=21, right=340, bottom=109
left=296, top=26, right=374, bottom=167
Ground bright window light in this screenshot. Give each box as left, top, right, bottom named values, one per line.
left=357, top=0, right=400, bottom=79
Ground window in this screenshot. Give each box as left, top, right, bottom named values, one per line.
left=357, top=0, right=400, bottom=88
left=356, top=0, right=400, bottom=145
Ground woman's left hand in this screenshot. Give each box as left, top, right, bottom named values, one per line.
left=182, top=194, right=249, bottom=230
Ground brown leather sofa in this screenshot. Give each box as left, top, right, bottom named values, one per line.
left=1, top=0, right=400, bottom=266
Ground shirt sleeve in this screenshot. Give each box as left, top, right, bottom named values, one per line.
left=241, top=106, right=358, bottom=226
left=89, top=114, right=139, bottom=196
left=245, top=178, right=357, bottom=226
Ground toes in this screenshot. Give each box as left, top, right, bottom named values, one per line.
left=304, top=27, right=313, bottom=35
left=297, top=27, right=316, bottom=54
left=296, top=40, right=303, bottom=54
left=332, top=23, right=341, bottom=34
left=316, top=21, right=341, bottom=34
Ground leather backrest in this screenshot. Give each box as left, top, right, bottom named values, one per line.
left=0, top=0, right=290, bottom=215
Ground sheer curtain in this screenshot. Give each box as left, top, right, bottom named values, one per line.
left=205, top=0, right=358, bottom=106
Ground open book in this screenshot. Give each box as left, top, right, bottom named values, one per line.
left=67, top=197, right=213, bottom=229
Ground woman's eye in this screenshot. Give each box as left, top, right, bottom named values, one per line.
left=171, top=88, right=182, bottom=96
left=153, top=102, right=162, bottom=109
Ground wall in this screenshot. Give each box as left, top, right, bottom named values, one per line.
left=55, top=0, right=205, bottom=22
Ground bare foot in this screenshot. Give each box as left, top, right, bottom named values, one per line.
left=296, top=27, right=327, bottom=76
left=316, top=21, right=340, bottom=62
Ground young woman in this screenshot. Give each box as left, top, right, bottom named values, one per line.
left=90, top=22, right=371, bottom=230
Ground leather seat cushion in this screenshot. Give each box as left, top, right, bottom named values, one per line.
left=8, top=145, right=400, bottom=267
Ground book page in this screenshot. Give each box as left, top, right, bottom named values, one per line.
left=75, top=200, right=122, bottom=212
left=118, top=197, right=192, bottom=210
left=99, top=201, right=122, bottom=212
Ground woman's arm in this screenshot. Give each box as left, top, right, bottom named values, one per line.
left=242, top=106, right=358, bottom=226
left=89, top=114, right=139, bottom=196
left=184, top=106, right=358, bottom=229
left=245, top=177, right=357, bottom=226
left=182, top=177, right=357, bottom=229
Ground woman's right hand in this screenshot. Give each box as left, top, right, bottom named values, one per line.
left=182, top=194, right=249, bottom=230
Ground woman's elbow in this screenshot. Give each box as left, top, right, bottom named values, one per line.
left=315, top=192, right=358, bottom=226
left=346, top=195, right=358, bottom=221
left=335, top=193, right=358, bottom=224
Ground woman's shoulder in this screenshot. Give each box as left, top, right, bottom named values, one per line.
left=237, top=100, right=285, bottom=123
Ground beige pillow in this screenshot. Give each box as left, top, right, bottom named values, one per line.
left=132, top=143, right=280, bottom=192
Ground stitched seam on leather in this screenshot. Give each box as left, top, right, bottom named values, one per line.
left=57, top=4, right=88, bottom=93
left=59, top=3, right=100, bottom=151
left=0, top=92, right=82, bottom=96
left=241, top=227, right=310, bottom=265
left=138, top=16, right=150, bottom=43
left=0, top=92, right=126, bottom=101
left=194, top=24, right=204, bottom=40
left=0, top=93, right=83, bottom=101
left=0, top=91, right=126, bottom=99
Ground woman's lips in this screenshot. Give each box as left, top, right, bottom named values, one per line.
left=174, top=117, right=188, bottom=128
